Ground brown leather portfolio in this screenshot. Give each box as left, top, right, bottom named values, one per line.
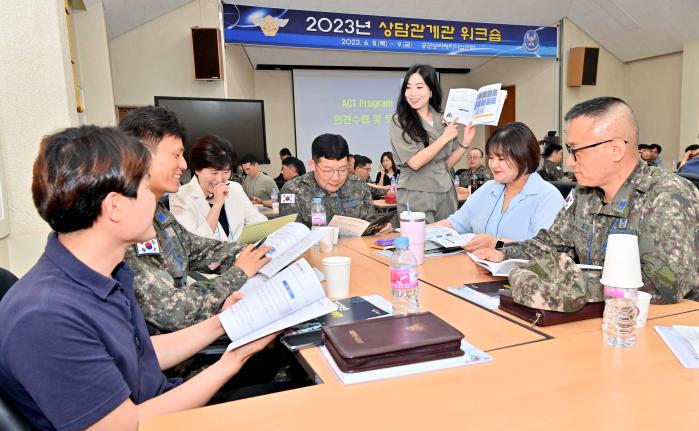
left=498, top=290, right=604, bottom=326
left=321, top=312, right=464, bottom=373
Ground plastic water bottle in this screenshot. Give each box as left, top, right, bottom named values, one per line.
left=270, top=185, right=279, bottom=204
left=390, top=237, right=419, bottom=315
left=453, top=174, right=460, bottom=188
left=602, top=286, right=639, bottom=348
left=310, top=197, right=326, bottom=250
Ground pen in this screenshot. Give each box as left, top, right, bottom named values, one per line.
left=252, top=236, right=267, bottom=250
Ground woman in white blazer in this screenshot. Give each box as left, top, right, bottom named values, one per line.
left=170, top=135, right=267, bottom=242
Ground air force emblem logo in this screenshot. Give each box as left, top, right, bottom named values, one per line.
left=523, top=30, right=540, bottom=52
left=252, top=15, right=289, bottom=37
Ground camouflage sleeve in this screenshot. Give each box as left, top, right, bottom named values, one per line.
left=503, top=202, right=576, bottom=260
left=640, top=190, right=699, bottom=303
left=360, top=183, right=376, bottom=221
left=279, top=181, right=309, bottom=226
left=126, top=248, right=248, bottom=332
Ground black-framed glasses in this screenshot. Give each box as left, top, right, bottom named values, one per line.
left=566, top=138, right=628, bottom=161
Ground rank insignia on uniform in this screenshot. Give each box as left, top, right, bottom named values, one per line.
left=135, top=239, right=161, bottom=255
left=618, top=200, right=627, bottom=211
left=564, top=189, right=575, bottom=210
left=281, top=194, right=295, bottom=204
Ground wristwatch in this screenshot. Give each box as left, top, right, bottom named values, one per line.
left=495, top=238, right=505, bottom=250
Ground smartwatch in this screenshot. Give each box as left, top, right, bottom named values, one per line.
left=495, top=238, right=505, bottom=250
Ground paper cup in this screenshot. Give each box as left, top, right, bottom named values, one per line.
left=272, top=202, right=279, bottom=212
left=636, top=291, right=652, bottom=328
left=322, top=256, right=351, bottom=298
left=599, top=234, right=643, bottom=288
left=399, top=211, right=426, bottom=265
left=317, top=227, right=335, bottom=252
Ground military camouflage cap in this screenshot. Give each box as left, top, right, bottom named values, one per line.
left=509, top=252, right=599, bottom=312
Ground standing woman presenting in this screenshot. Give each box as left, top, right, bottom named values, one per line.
left=390, top=64, right=475, bottom=223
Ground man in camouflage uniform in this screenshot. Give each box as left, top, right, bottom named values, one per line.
left=538, top=143, right=565, bottom=182
left=279, top=134, right=377, bottom=227
left=120, top=107, right=270, bottom=332
left=474, top=97, right=699, bottom=312
left=457, top=148, right=493, bottom=187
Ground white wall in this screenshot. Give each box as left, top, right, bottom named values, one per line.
left=109, top=0, right=225, bottom=106
left=0, top=0, right=78, bottom=274
left=72, top=2, right=117, bottom=126
left=679, top=40, right=699, bottom=155
left=624, top=52, right=683, bottom=163
left=254, top=70, right=295, bottom=176
left=226, top=45, right=255, bottom=100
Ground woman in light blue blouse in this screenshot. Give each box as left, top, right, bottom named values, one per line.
left=432, top=122, right=565, bottom=251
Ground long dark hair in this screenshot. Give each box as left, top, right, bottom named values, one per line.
left=394, top=64, right=442, bottom=147
left=380, top=151, right=397, bottom=172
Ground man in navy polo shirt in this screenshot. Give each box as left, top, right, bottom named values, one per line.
left=0, top=126, right=274, bottom=430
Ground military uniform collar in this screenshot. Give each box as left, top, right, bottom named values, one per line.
left=153, top=201, right=176, bottom=229
left=596, top=161, right=649, bottom=217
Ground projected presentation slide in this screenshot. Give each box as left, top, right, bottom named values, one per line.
left=293, top=69, right=404, bottom=174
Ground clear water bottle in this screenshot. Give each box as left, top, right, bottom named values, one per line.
left=270, top=185, right=279, bottom=204
left=390, top=237, right=419, bottom=315
left=310, top=197, right=326, bottom=250
left=453, top=174, right=460, bottom=188
left=602, top=286, right=639, bottom=348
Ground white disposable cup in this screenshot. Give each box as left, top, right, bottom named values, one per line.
left=331, top=226, right=340, bottom=245
left=636, top=291, right=652, bottom=328
left=272, top=202, right=279, bottom=212
left=399, top=211, right=426, bottom=265
left=599, top=234, right=644, bottom=288
left=317, top=227, right=335, bottom=252
left=322, top=256, right=351, bottom=298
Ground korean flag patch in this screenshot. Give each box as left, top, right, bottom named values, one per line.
left=135, top=238, right=161, bottom=256
left=280, top=193, right=295, bottom=204
left=564, top=189, right=575, bottom=211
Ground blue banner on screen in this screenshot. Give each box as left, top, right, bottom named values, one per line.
left=223, top=4, right=557, bottom=58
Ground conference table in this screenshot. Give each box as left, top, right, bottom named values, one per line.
left=340, top=235, right=699, bottom=338
left=140, top=237, right=699, bottom=430
left=374, top=191, right=470, bottom=210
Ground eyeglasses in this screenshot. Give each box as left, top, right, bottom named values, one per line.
left=355, top=166, right=371, bottom=171
left=317, top=166, right=349, bottom=177
left=565, top=138, right=628, bottom=161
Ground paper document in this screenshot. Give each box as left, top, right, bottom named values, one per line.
left=219, top=259, right=336, bottom=350
left=258, top=222, right=325, bottom=277
left=655, top=326, right=699, bottom=368
left=425, top=226, right=475, bottom=248
left=467, top=252, right=528, bottom=277
left=443, top=84, right=507, bottom=126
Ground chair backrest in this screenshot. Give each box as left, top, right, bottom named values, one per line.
left=0, top=268, right=18, bottom=302
left=678, top=172, right=699, bottom=190
left=0, top=395, right=31, bottom=431
left=548, top=181, right=577, bottom=199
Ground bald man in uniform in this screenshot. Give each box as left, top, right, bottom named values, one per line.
left=474, top=97, right=699, bottom=311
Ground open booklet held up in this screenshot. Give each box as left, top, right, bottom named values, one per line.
left=328, top=211, right=396, bottom=237
left=219, top=258, right=336, bottom=350
left=443, top=84, right=507, bottom=127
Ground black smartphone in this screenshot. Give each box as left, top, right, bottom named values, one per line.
left=280, top=331, right=323, bottom=351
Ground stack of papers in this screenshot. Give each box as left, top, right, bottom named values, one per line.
left=320, top=339, right=493, bottom=384
left=655, top=325, right=699, bottom=368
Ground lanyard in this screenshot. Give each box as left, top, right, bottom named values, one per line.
left=586, top=217, right=621, bottom=264
left=484, top=187, right=506, bottom=238
left=158, top=222, right=187, bottom=286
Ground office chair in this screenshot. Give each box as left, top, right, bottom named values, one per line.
left=549, top=181, right=577, bottom=199
left=0, top=395, right=30, bottom=431
left=0, top=267, right=18, bottom=302
left=677, top=172, right=699, bottom=190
